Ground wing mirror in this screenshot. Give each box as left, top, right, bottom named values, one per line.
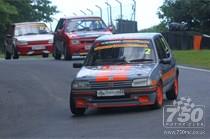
left=73, top=63, right=83, bottom=68
left=160, top=58, right=171, bottom=64
left=107, top=25, right=114, bottom=33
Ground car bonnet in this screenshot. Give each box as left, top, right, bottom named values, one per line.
left=69, top=31, right=112, bottom=39
left=16, top=34, right=53, bottom=42
left=76, top=63, right=157, bottom=82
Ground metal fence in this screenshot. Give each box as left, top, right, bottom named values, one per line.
left=162, top=31, right=199, bottom=50
left=115, top=19, right=138, bottom=34
left=162, top=31, right=210, bottom=50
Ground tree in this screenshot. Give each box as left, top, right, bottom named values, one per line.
left=139, top=23, right=168, bottom=33
left=6, top=0, right=58, bottom=22
left=0, top=0, right=17, bottom=28
left=158, top=0, right=210, bottom=34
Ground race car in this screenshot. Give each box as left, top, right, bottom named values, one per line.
left=70, top=33, right=179, bottom=115
left=4, top=22, right=53, bottom=59
left=53, top=16, right=112, bottom=60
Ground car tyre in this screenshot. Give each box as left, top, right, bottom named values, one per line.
left=153, top=81, right=164, bottom=109
left=42, top=53, right=49, bottom=58
left=70, top=93, right=86, bottom=116
left=64, top=44, right=72, bottom=61
left=53, top=45, right=61, bottom=60
left=166, top=76, right=179, bottom=100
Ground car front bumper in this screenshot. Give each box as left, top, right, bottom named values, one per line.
left=16, top=44, right=53, bottom=55
left=71, top=87, right=158, bottom=109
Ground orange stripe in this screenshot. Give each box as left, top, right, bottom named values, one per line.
left=96, top=76, right=110, bottom=82
left=113, top=65, right=130, bottom=81
left=96, top=65, right=131, bottom=82
left=95, top=44, right=148, bottom=51
left=162, top=68, right=176, bottom=81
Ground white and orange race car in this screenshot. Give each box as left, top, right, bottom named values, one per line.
left=70, top=33, right=179, bottom=115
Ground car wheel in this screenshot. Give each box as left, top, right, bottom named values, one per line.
left=42, top=53, right=49, bottom=58
left=53, top=45, right=61, bottom=60
left=64, top=44, right=72, bottom=61
left=166, top=76, right=179, bottom=100
left=70, top=94, right=86, bottom=116
left=13, top=48, right=19, bottom=59
left=153, top=81, right=164, bottom=109
left=5, top=50, right=11, bottom=60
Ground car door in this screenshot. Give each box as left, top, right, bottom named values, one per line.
left=54, top=19, right=65, bottom=52
left=155, top=36, right=175, bottom=90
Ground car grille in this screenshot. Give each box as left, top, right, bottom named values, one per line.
left=28, top=40, right=49, bottom=45
left=80, top=38, right=96, bottom=44
left=90, top=80, right=133, bottom=89
left=81, top=40, right=95, bottom=44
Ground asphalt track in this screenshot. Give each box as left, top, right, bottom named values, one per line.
left=0, top=58, right=209, bottom=139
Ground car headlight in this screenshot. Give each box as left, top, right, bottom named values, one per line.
left=132, top=78, right=151, bottom=87
left=71, top=39, right=80, bottom=45
left=72, top=81, right=90, bottom=89
left=16, top=40, right=28, bottom=45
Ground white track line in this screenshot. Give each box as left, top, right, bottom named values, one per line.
left=178, top=65, right=210, bottom=73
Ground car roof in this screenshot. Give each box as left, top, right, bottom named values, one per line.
left=96, top=33, right=161, bottom=41
left=13, top=22, right=47, bottom=26
left=60, top=16, right=102, bottom=20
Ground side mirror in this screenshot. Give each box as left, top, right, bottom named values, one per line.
left=107, top=26, right=113, bottom=32
left=160, top=58, right=171, bottom=64
left=73, top=63, right=83, bottom=68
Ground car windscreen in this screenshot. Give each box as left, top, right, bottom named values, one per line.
left=84, top=40, right=156, bottom=66
left=65, top=18, right=107, bottom=32
left=15, top=23, right=50, bottom=36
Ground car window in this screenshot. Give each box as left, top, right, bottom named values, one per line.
left=85, top=40, right=155, bottom=66
left=15, top=23, right=50, bottom=36
left=65, top=18, right=107, bottom=32
left=155, top=37, right=170, bottom=59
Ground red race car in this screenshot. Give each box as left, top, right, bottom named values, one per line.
left=4, top=22, right=53, bottom=59
left=53, top=16, right=112, bottom=60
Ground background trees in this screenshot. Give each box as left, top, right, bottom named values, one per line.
left=158, top=0, right=210, bottom=34
left=0, top=0, right=57, bottom=52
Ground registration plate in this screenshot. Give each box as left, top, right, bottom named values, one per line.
left=85, top=45, right=92, bottom=50
left=97, top=89, right=125, bottom=97
left=32, top=46, right=45, bottom=50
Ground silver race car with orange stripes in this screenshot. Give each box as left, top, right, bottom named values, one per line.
left=70, top=33, right=179, bottom=115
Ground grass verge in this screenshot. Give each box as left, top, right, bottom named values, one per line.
left=173, top=50, right=210, bottom=70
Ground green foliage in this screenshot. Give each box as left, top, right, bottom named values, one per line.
left=0, top=0, right=58, bottom=52
left=158, top=0, right=210, bottom=34
left=139, top=23, right=168, bottom=33
left=31, top=0, right=58, bottom=22
left=0, top=0, right=17, bottom=27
